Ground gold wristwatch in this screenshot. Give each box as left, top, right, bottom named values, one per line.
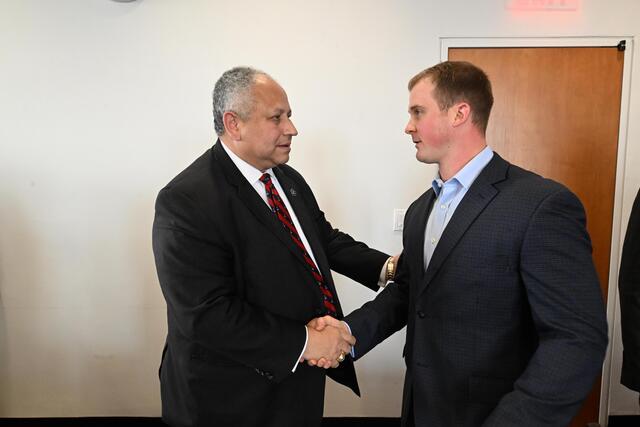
left=385, top=257, right=396, bottom=282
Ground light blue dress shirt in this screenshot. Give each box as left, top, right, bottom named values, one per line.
left=349, top=146, right=494, bottom=358
left=424, top=146, right=494, bottom=270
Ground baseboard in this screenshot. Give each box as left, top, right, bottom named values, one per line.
left=323, top=418, right=400, bottom=427
left=0, top=419, right=163, bottom=427
left=609, top=415, right=640, bottom=427
left=4, top=416, right=635, bottom=427
left=0, top=417, right=401, bottom=426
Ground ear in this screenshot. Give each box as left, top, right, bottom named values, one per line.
left=450, top=102, right=471, bottom=128
left=223, top=111, right=242, bottom=140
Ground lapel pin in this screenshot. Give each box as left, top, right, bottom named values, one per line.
left=289, top=188, right=297, bottom=197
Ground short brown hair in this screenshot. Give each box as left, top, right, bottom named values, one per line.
left=409, top=61, right=494, bottom=134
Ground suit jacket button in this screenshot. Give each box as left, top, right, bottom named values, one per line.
left=417, top=310, right=426, bottom=319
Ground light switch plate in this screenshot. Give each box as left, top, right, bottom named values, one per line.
left=393, top=209, right=406, bottom=231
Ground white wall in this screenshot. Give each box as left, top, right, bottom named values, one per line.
left=0, top=0, right=638, bottom=418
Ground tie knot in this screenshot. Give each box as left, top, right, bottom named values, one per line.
left=259, top=173, right=271, bottom=184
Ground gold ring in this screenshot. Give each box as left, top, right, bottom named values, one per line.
left=337, top=352, right=346, bottom=363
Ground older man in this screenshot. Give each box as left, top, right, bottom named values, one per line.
left=152, top=67, right=394, bottom=427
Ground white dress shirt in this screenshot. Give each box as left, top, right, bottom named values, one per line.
left=220, top=141, right=313, bottom=371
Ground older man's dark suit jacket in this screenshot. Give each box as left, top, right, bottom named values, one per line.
left=620, top=188, right=640, bottom=392
left=152, top=140, right=389, bottom=427
left=345, top=153, right=608, bottom=427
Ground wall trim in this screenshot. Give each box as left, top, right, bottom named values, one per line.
left=0, top=417, right=402, bottom=427
left=0, top=417, right=637, bottom=426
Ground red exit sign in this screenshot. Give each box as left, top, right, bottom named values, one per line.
left=506, top=0, right=579, bottom=10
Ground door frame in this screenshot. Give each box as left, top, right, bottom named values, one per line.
left=441, top=36, right=635, bottom=427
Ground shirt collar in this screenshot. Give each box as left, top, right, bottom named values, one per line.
left=220, top=140, right=274, bottom=185
left=431, top=146, right=494, bottom=195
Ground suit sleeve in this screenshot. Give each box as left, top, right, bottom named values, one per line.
left=293, top=172, right=390, bottom=290
left=343, top=252, right=410, bottom=358
left=152, top=186, right=305, bottom=383
left=342, top=196, right=423, bottom=358
left=320, top=215, right=389, bottom=290
left=620, top=189, right=640, bottom=392
left=483, top=188, right=608, bottom=427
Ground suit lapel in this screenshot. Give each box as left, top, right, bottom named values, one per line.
left=420, top=154, right=509, bottom=295
left=273, top=168, right=329, bottom=271
left=273, top=168, right=337, bottom=302
left=408, top=190, right=436, bottom=283
left=212, top=141, right=309, bottom=268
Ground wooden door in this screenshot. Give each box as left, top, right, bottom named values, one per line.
left=449, top=46, right=624, bottom=426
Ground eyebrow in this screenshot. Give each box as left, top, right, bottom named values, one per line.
left=269, top=108, right=290, bottom=116
left=408, top=105, right=423, bottom=113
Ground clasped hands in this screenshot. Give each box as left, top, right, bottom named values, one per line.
left=301, top=316, right=353, bottom=369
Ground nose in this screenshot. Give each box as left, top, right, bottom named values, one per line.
left=405, top=120, right=415, bottom=135
left=285, top=118, right=298, bottom=136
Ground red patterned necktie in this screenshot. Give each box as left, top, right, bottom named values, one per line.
left=259, top=173, right=337, bottom=316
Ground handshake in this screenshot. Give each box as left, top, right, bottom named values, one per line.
left=300, top=315, right=355, bottom=369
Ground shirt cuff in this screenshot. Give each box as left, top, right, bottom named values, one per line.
left=292, top=325, right=309, bottom=372
left=342, top=321, right=355, bottom=358
left=378, top=257, right=391, bottom=287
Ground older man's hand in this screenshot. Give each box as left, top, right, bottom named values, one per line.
left=305, top=316, right=353, bottom=368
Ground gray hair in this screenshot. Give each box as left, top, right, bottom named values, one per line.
left=212, top=66, right=268, bottom=136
